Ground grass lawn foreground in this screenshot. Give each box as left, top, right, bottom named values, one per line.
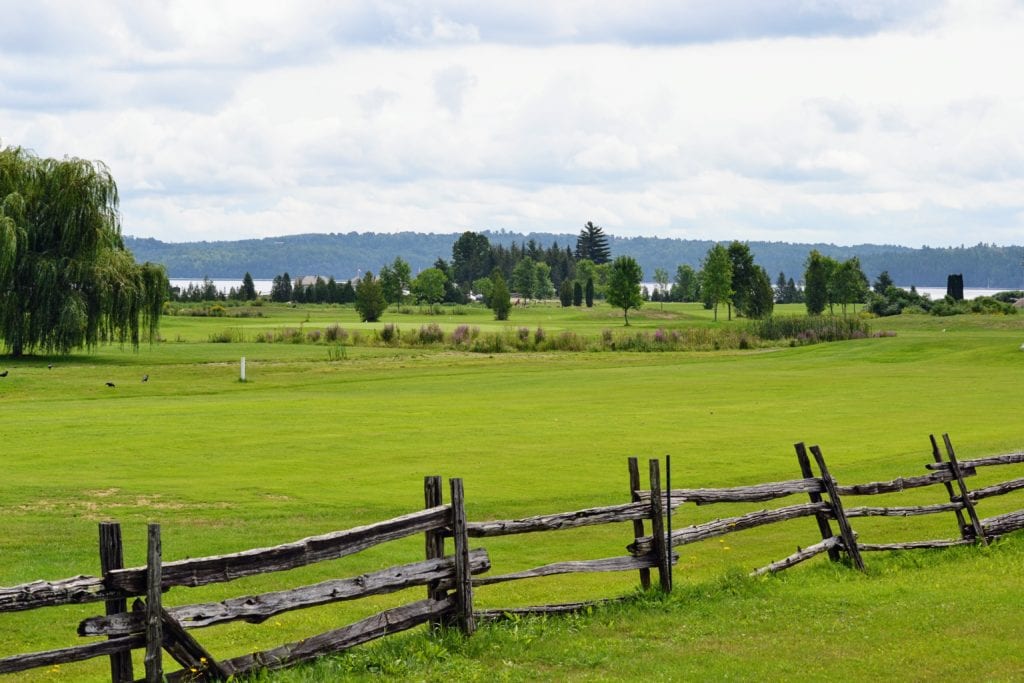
left=1, top=301, right=1023, bottom=681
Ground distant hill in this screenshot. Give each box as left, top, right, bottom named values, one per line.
left=124, top=232, right=1024, bottom=289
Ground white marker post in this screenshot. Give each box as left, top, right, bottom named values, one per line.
left=240, top=356, right=246, bottom=382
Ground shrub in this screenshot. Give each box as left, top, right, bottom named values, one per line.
left=208, top=328, right=243, bottom=343
left=452, top=324, right=472, bottom=346
left=380, top=324, right=399, bottom=344
left=534, top=327, right=546, bottom=345
left=324, top=324, right=348, bottom=343
left=471, top=332, right=506, bottom=353
left=418, top=323, right=445, bottom=344
left=306, top=329, right=322, bottom=343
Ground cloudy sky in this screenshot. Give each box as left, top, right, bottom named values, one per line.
left=2, top=1, right=1022, bottom=247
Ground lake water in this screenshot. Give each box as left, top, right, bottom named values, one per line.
left=172, top=279, right=1016, bottom=301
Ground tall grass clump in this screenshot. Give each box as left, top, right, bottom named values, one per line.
left=208, top=328, right=245, bottom=343
left=417, top=323, right=445, bottom=345
left=748, top=315, right=872, bottom=344
left=324, top=324, right=348, bottom=343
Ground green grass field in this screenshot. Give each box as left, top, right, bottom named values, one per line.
left=2, top=301, right=1023, bottom=681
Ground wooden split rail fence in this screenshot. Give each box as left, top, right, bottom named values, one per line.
left=2, top=434, right=1023, bottom=681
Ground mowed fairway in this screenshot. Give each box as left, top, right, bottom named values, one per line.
left=2, top=302, right=1024, bottom=680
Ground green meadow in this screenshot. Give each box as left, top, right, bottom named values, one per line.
left=2, top=301, right=1023, bottom=681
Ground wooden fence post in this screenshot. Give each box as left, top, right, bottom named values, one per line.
left=929, top=434, right=970, bottom=539
left=648, top=459, right=672, bottom=593
left=99, top=522, right=133, bottom=683
left=809, top=446, right=865, bottom=571
left=449, top=478, right=475, bottom=635
left=145, top=523, right=163, bottom=683
left=627, top=458, right=652, bottom=590
left=424, top=475, right=446, bottom=629
left=794, top=443, right=840, bottom=563
left=941, top=434, right=988, bottom=545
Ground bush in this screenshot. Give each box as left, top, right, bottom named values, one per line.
left=324, top=324, right=348, bottom=343
left=380, top=324, right=399, bottom=344
left=306, top=329, right=322, bottom=343
left=417, top=323, right=445, bottom=344
left=208, top=328, right=244, bottom=343
left=452, top=324, right=477, bottom=347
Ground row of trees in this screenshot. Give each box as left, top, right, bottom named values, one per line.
left=1, top=146, right=167, bottom=357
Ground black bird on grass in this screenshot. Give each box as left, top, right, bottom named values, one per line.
left=105, top=381, right=116, bottom=388
left=0, top=370, right=8, bottom=377
left=142, top=374, right=149, bottom=382
left=47, top=364, right=53, bottom=370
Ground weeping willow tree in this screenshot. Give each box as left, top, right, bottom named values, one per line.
left=0, top=145, right=167, bottom=357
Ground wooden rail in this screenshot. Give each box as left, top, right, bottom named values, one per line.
left=3, top=434, right=1024, bottom=680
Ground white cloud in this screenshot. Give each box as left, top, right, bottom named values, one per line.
left=1, top=1, right=1023, bottom=247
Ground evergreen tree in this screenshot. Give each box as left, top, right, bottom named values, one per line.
left=573, top=281, right=583, bottom=307
left=354, top=271, right=386, bottom=322
left=339, top=280, right=356, bottom=304
left=241, top=272, right=257, bottom=300
left=559, top=280, right=573, bottom=307
left=585, top=277, right=595, bottom=308
left=873, top=270, right=895, bottom=294
left=575, top=221, right=612, bottom=264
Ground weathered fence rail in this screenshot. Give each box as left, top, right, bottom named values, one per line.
left=0, top=481, right=485, bottom=682
left=3, top=434, right=1024, bottom=681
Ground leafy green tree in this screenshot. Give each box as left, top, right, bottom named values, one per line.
left=241, top=272, right=257, bottom=300
left=533, top=261, right=555, bottom=299
left=512, top=257, right=538, bottom=299
left=433, top=257, right=464, bottom=303
left=270, top=272, right=292, bottom=302
left=700, top=244, right=733, bottom=322
left=575, top=221, right=611, bottom=264
left=472, top=277, right=494, bottom=306
left=380, top=257, right=412, bottom=306
left=727, top=241, right=757, bottom=318
left=575, top=259, right=597, bottom=292
left=746, top=266, right=775, bottom=319
left=585, top=277, right=594, bottom=307
left=607, top=256, right=644, bottom=325
left=672, top=264, right=699, bottom=302
left=573, top=281, right=583, bottom=307
left=490, top=270, right=511, bottom=321
left=653, top=267, right=669, bottom=310
left=451, top=231, right=492, bottom=290
left=354, top=271, right=386, bottom=322
left=832, top=257, right=869, bottom=315
left=411, top=267, right=447, bottom=304
left=0, top=146, right=167, bottom=357
left=804, top=250, right=831, bottom=315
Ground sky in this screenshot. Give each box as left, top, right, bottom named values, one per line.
left=2, top=1, right=1023, bottom=247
